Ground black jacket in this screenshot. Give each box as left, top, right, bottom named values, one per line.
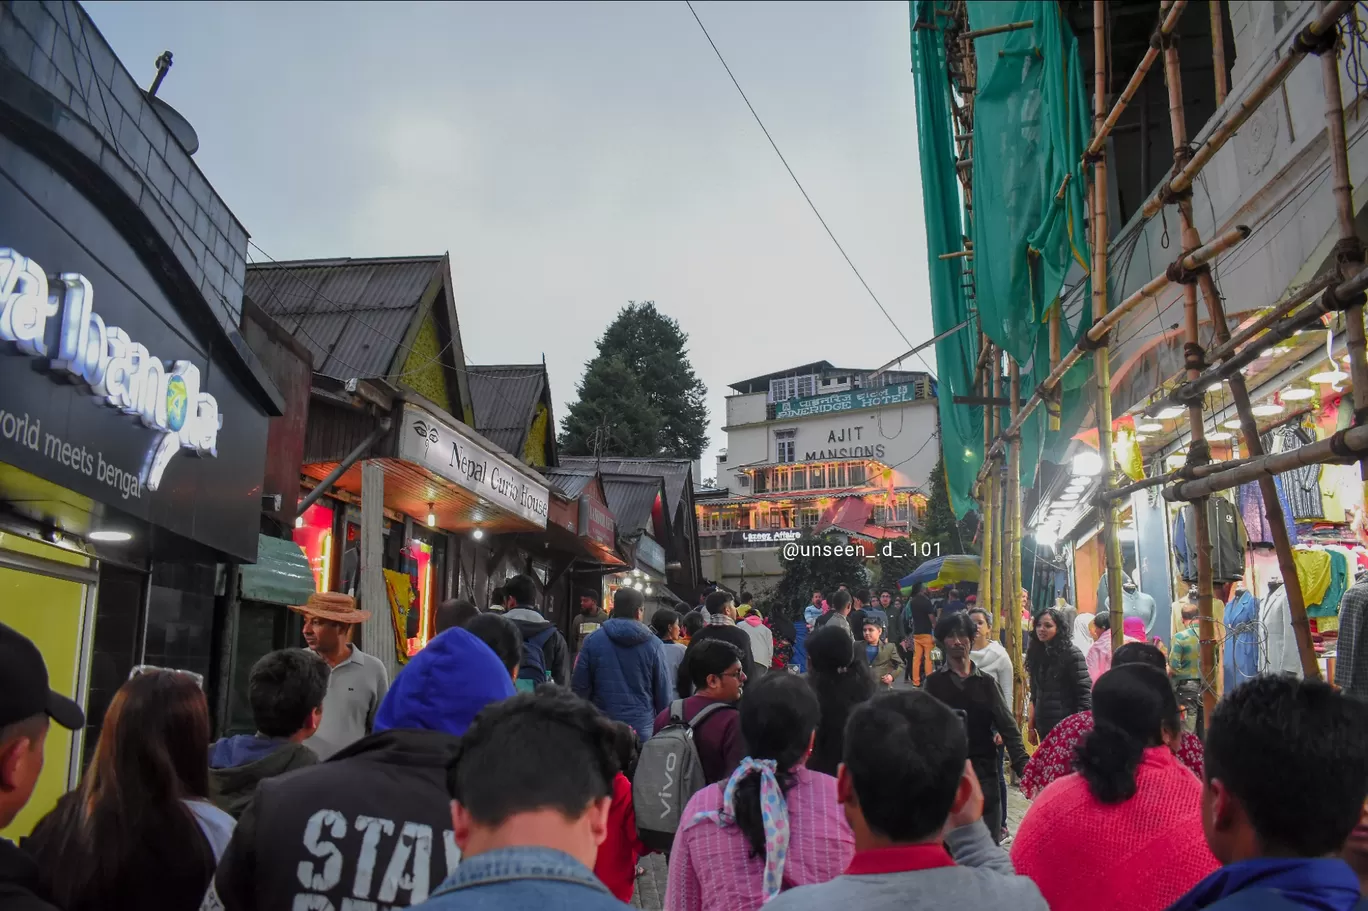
left=205, top=728, right=462, bottom=910
left=923, top=665, right=1028, bottom=776
left=0, top=838, right=58, bottom=911
left=1027, top=644, right=1092, bottom=735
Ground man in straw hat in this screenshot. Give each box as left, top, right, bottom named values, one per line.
left=292, top=591, right=389, bottom=759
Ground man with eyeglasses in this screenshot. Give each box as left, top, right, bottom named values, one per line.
left=653, top=639, right=746, bottom=784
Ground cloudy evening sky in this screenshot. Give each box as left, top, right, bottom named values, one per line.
left=87, top=0, right=934, bottom=475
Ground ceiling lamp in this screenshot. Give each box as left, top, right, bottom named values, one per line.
left=427, top=503, right=436, bottom=527
left=1207, top=431, right=1233, bottom=441
left=1155, top=406, right=1186, bottom=420
left=1137, top=422, right=1163, bottom=433
left=1309, top=368, right=1349, bottom=384
left=644, top=584, right=654, bottom=595
left=1071, top=451, right=1104, bottom=477
left=1221, top=418, right=1242, bottom=429
left=472, top=528, right=485, bottom=540
left=1280, top=387, right=1315, bottom=401
left=1066, top=478, right=1090, bottom=491
left=88, top=530, right=133, bottom=543
left=1036, top=527, right=1059, bottom=546
left=1251, top=402, right=1284, bottom=417
left=1059, top=491, right=1082, bottom=501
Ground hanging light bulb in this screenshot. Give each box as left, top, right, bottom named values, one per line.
left=644, top=584, right=654, bottom=595
left=427, top=503, right=436, bottom=527
left=1036, top=527, right=1059, bottom=546
left=1072, top=451, right=1104, bottom=476
left=472, top=528, right=485, bottom=540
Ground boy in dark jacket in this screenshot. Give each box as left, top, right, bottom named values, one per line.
left=862, top=618, right=904, bottom=688
left=209, top=648, right=328, bottom=818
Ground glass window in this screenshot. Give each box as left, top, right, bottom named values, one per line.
left=800, top=507, right=821, bottom=527
left=848, top=463, right=867, bottom=485
left=777, top=439, right=796, bottom=463
left=810, top=465, right=826, bottom=488
left=790, top=466, right=807, bottom=490
left=831, top=464, right=845, bottom=487
left=753, top=472, right=766, bottom=493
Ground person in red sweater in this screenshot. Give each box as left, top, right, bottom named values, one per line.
left=1011, top=663, right=1218, bottom=911
left=594, top=721, right=646, bottom=902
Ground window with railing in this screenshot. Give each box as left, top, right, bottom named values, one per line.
left=749, top=460, right=882, bottom=494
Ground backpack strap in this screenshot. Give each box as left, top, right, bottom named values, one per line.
left=687, top=701, right=737, bottom=730
left=669, top=699, right=687, bottom=725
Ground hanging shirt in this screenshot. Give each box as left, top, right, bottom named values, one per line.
left=1273, top=425, right=1326, bottom=520
left=1222, top=589, right=1260, bottom=690
left=1292, top=549, right=1334, bottom=608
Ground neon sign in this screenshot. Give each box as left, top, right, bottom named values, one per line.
left=0, top=248, right=222, bottom=492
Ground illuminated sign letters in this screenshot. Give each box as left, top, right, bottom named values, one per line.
left=0, top=248, right=222, bottom=492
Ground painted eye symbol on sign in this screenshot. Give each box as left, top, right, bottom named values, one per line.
left=412, top=420, right=439, bottom=453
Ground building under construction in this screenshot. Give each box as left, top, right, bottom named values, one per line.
left=912, top=0, right=1368, bottom=726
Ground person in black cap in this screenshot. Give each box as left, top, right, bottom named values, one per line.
left=0, top=621, right=85, bottom=911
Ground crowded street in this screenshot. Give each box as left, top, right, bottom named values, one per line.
left=6, top=1, right=1368, bottom=910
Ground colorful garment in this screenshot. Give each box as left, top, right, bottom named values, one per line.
left=1311, top=548, right=1351, bottom=618
left=1222, top=589, right=1260, bottom=691
left=1169, top=625, right=1202, bottom=681
left=1019, top=711, right=1204, bottom=800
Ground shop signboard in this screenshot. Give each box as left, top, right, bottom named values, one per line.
left=712, top=529, right=803, bottom=548
left=635, top=534, right=666, bottom=573
left=0, top=155, right=270, bottom=561
left=774, top=383, right=925, bottom=419
left=579, top=496, right=615, bottom=550
left=399, top=404, right=550, bottom=528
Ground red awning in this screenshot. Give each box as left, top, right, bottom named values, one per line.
left=817, top=496, right=872, bottom=532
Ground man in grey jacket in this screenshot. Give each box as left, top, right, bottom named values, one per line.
left=765, top=690, right=1045, bottom=911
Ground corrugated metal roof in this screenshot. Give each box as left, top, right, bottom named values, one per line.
left=561, top=457, right=692, bottom=520
left=466, top=365, right=546, bottom=456
left=542, top=468, right=596, bottom=499
left=245, top=256, right=445, bottom=380
left=599, top=476, right=663, bottom=536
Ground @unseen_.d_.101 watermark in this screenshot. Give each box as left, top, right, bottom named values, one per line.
left=781, top=540, right=943, bottom=560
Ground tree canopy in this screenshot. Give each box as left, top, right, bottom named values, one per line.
left=770, top=530, right=870, bottom=621
left=559, top=301, right=709, bottom=459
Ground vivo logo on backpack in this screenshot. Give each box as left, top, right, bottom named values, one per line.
left=657, top=752, right=679, bottom=819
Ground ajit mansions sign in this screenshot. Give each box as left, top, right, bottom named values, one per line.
left=400, top=405, right=549, bottom=528
left=0, top=248, right=222, bottom=493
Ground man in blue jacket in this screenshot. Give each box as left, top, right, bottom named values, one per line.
left=571, top=587, right=671, bottom=740
left=1166, top=675, right=1368, bottom=911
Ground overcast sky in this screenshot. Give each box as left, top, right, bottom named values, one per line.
left=87, top=0, right=934, bottom=477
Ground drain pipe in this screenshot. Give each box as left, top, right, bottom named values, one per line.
left=296, top=418, right=392, bottom=516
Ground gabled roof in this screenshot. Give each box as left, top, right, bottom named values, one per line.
left=542, top=467, right=597, bottom=499
left=598, top=475, right=669, bottom=539
left=245, top=255, right=448, bottom=381
left=560, top=457, right=694, bottom=522
left=467, top=364, right=551, bottom=458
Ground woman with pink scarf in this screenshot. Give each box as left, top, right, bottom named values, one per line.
left=1086, top=614, right=1147, bottom=682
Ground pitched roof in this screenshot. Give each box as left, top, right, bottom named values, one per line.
left=466, top=365, right=548, bottom=456
left=598, top=475, right=667, bottom=538
left=541, top=467, right=597, bottom=499
left=560, top=457, right=693, bottom=521
left=245, top=255, right=446, bottom=380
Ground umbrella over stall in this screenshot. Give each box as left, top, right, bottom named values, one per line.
left=899, top=554, right=980, bottom=592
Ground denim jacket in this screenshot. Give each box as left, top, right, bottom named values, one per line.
left=419, top=846, right=629, bottom=910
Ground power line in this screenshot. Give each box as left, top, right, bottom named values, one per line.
left=683, top=0, right=936, bottom=379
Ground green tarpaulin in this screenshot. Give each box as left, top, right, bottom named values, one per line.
left=239, top=534, right=316, bottom=606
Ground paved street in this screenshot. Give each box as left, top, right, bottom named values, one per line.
left=631, top=785, right=1032, bottom=909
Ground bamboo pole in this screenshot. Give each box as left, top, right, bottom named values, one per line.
left=991, top=349, right=1006, bottom=644
left=1159, top=29, right=1221, bottom=727
left=1091, top=0, right=1126, bottom=654
left=1167, top=424, right=1368, bottom=498
left=981, top=339, right=998, bottom=637
left=1007, top=357, right=1026, bottom=723
left=1048, top=303, right=1062, bottom=431
left=1212, top=1, right=1229, bottom=105
left=1084, top=0, right=1187, bottom=158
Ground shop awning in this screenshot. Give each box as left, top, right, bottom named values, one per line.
left=239, top=535, right=316, bottom=606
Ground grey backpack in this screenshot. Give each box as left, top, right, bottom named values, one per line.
left=633, top=699, right=736, bottom=853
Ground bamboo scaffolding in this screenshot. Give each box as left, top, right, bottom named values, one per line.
left=1007, top=357, right=1026, bottom=724
left=1212, top=1, right=1229, bottom=105
left=981, top=339, right=998, bottom=637
left=1084, top=0, right=1186, bottom=158
left=1092, top=0, right=1126, bottom=654
left=991, top=348, right=1006, bottom=644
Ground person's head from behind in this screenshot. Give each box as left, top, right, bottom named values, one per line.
left=608, top=721, right=640, bottom=779
left=1074, top=664, right=1181, bottom=804
left=831, top=590, right=853, bottom=615
left=739, top=590, right=754, bottom=606
left=447, top=691, right=618, bottom=868
left=862, top=619, right=883, bottom=646
left=577, top=588, right=600, bottom=615
left=967, top=607, right=993, bottom=648
left=504, top=574, right=537, bottom=610
left=682, top=610, right=708, bottom=639
left=651, top=607, right=682, bottom=642
left=806, top=624, right=858, bottom=675
left=0, top=622, right=84, bottom=829
left=910, top=581, right=924, bottom=598
left=1092, top=610, right=1111, bottom=635
left=948, top=589, right=962, bottom=603
left=1113, top=642, right=1167, bottom=670
left=689, top=639, right=746, bottom=701
left=1202, top=675, right=1368, bottom=864
left=840, top=690, right=970, bottom=844
left=854, top=589, right=871, bottom=609
left=612, top=586, right=645, bottom=621
left=1181, top=602, right=1200, bottom=626
left=464, top=613, right=524, bottom=683
left=435, top=598, right=480, bottom=635
left=706, top=589, right=736, bottom=619
left=733, top=674, right=821, bottom=858
left=935, top=611, right=976, bottom=664
left=249, top=648, right=329, bottom=741
left=490, top=585, right=506, bottom=608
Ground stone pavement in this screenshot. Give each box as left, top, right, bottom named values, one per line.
left=630, top=786, right=1033, bottom=909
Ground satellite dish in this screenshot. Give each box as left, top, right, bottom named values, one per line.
left=145, top=92, right=199, bottom=156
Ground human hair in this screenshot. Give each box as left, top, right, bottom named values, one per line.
left=855, top=589, right=872, bottom=605
left=682, top=610, right=708, bottom=639
left=651, top=608, right=681, bottom=640
left=608, top=720, right=641, bottom=782
left=1113, top=642, right=1166, bottom=669
left=934, top=611, right=975, bottom=644
left=967, top=606, right=992, bottom=630
left=687, top=639, right=744, bottom=691
left=1092, top=611, right=1111, bottom=632
left=448, top=690, right=617, bottom=825
left=612, top=586, right=645, bottom=619
left=947, top=589, right=961, bottom=601
left=1026, top=607, right=1071, bottom=676
left=503, top=574, right=537, bottom=607
left=577, top=588, right=599, bottom=605
left=879, top=589, right=893, bottom=598
left=909, top=581, right=924, bottom=596
left=805, top=625, right=875, bottom=776
left=464, top=613, right=523, bottom=675
left=734, top=675, right=820, bottom=859
left=248, top=648, right=329, bottom=737
left=435, top=598, right=480, bottom=634
left=490, top=585, right=505, bottom=606
left=1181, top=602, right=1200, bottom=622
left=1073, top=665, right=1179, bottom=804
left=830, top=590, right=852, bottom=613
left=842, top=690, right=968, bottom=842
left=705, top=590, right=734, bottom=614
left=1205, top=675, right=1368, bottom=856
left=739, top=590, right=754, bottom=604
left=28, top=671, right=216, bottom=911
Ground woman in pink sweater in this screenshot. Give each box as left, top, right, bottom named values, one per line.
left=1011, top=664, right=1219, bottom=911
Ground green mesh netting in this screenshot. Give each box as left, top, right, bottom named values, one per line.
left=911, top=0, right=1095, bottom=515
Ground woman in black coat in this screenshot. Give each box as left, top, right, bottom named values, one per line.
left=804, top=625, right=876, bottom=776
left=1025, top=606, right=1092, bottom=743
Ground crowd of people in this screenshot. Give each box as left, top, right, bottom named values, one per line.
left=4, top=573, right=1368, bottom=911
